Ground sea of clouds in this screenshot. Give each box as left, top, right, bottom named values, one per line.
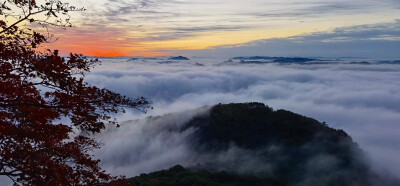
left=84, top=57, right=400, bottom=181
left=2, top=57, right=398, bottom=185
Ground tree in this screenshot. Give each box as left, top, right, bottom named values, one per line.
left=0, top=0, right=149, bottom=185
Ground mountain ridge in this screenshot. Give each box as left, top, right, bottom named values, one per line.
left=108, top=103, right=399, bottom=186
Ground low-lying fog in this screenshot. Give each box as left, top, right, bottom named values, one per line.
left=87, top=57, right=400, bottom=180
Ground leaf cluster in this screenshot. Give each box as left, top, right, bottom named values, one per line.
left=1, top=0, right=150, bottom=185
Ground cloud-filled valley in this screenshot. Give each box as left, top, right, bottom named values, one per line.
left=83, top=57, right=400, bottom=182
left=3, top=0, right=400, bottom=185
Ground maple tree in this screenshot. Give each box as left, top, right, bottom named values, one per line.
left=0, top=0, right=149, bottom=185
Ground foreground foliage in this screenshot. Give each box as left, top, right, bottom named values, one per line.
left=0, top=0, right=149, bottom=185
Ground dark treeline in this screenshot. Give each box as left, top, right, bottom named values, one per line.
left=129, top=165, right=289, bottom=186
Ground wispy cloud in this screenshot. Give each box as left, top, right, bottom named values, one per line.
left=177, top=20, right=400, bottom=59
left=47, top=0, right=400, bottom=56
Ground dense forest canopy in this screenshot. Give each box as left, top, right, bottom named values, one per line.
left=126, top=103, right=399, bottom=186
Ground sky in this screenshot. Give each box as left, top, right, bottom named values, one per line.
left=44, top=0, right=400, bottom=57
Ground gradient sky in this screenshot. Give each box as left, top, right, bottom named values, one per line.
left=46, top=0, right=400, bottom=57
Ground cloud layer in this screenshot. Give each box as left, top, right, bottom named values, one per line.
left=2, top=57, right=399, bottom=185
left=83, top=58, right=400, bottom=180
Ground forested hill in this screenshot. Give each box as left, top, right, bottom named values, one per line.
left=126, top=103, right=399, bottom=186
left=187, top=102, right=352, bottom=150
left=128, top=165, right=289, bottom=186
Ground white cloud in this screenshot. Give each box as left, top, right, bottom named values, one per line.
left=3, top=57, right=399, bottom=184
left=84, top=58, right=400, bottom=179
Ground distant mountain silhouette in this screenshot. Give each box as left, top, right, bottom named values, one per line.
left=169, top=56, right=190, bottom=60
left=349, top=61, right=371, bottom=65
left=232, top=56, right=318, bottom=64
left=233, top=56, right=275, bottom=60
left=377, top=60, right=400, bottom=64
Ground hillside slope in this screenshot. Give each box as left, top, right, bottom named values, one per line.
left=126, top=103, right=398, bottom=186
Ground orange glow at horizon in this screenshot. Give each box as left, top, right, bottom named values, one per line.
left=45, top=26, right=312, bottom=57
left=43, top=27, right=169, bottom=57
left=46, top=44, right=169, bottom=57
left=29, top=0, right=399, bottom=58
left=42, top=10, right=399, bottom=58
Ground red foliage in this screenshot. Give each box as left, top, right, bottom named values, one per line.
left=1, top=0, right=149, bottom=185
